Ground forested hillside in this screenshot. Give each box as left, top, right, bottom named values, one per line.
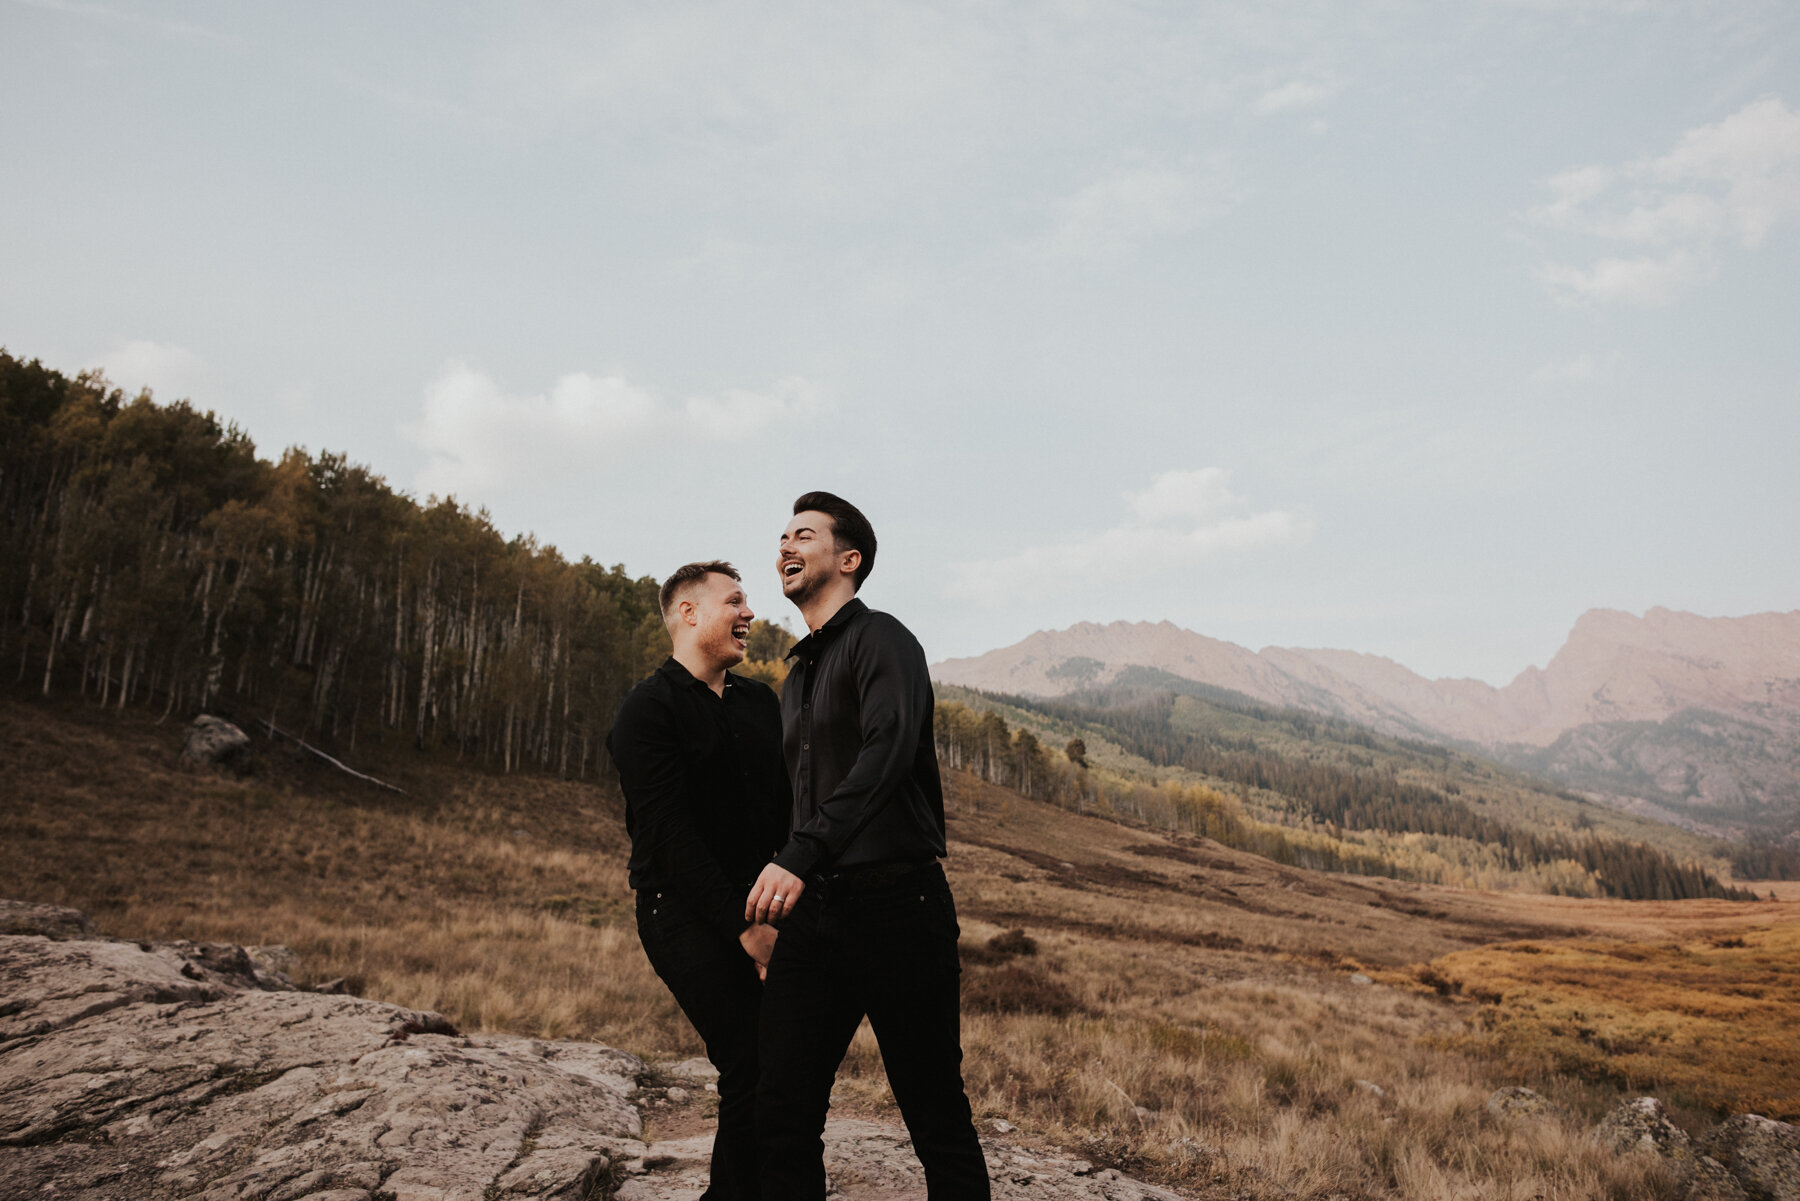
left=0, top=351, right=675, bottom=775
left=937, top=673, right=1761, bottom=902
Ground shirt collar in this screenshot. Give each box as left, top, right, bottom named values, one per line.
left=790, top=596, right=866, bottom=659
left=657, top=656, right=734, bottom=694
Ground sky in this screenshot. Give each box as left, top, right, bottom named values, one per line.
left=4, top=1, right=1798, bottom=685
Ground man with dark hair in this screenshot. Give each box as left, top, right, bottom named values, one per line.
left=608, top=561, right=789, bottom=1201
left=746, top=493, right=989, bottom=1199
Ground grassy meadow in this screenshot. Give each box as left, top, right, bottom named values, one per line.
left=1428, top=924, right=1800, bottom=1120
left=4, top=690, right=1796, bottom=1200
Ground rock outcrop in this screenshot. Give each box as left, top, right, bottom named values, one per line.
left=1, top=931, right=644, bottom=1200
left=0, top=899, right=93, bottom=939
left=1706, top=1114, right=1800, bottom=1201
left=0, top=914, right=1192, bottom=1200
left=1594, top=1097, right=1749, bottom=1201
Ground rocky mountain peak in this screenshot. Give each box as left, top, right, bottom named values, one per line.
left=932, top=607, right=1800, bottom=832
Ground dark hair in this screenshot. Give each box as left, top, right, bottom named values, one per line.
left=793, top=491, right=876, bottom=591
left=659, top=560, right=741, bottom=615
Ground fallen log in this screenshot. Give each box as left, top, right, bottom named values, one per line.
left=262, top=718, right=409, bottom=796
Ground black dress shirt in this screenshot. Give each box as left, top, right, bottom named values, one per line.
left=607, top=658, right=791, bottom=941
left=773, top=598, right=947, bottom=879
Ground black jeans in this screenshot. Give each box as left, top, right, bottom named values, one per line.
left=636, top=889, right=764, bottom=1201
left=756, top=861, right=990, bottom=1199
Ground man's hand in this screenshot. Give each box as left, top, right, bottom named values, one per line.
left=746, top=863, right=805, bottom=924
left=739, top=923, right=779, bottom=981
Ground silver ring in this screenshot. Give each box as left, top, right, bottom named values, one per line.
left=773, top=895, right=785, bottom=903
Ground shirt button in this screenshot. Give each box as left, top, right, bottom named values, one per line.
left=802, top=743, right=809, bottom=750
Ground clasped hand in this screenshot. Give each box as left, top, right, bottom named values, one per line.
left=745, top=862, right=804, bottom=924
left=740, top=863, right=804, bottom=980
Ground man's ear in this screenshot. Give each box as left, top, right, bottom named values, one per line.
left=838, top=548, right=861, bottom=578
left=678, top=598, right=700, bottom=627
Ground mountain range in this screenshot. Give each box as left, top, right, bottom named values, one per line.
left=931, top=608, right=1800, bottom=837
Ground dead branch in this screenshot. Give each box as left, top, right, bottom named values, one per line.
left=262, top=719, right=409, bottom=796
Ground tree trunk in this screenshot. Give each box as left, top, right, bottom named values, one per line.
left=415, top=560, right=438, bottom=749
left=117, top=640, right=136, bottom=710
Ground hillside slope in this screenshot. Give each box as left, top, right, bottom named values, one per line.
left=933, top=608, right=1800, bottom=834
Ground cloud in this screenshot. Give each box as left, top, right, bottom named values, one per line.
left=946, top=468, right=1311, bottom=606
left=404, top=361, right=828, bottom=499
left=1529, top=96, right=1800, bottom=306
left=1024, top=163, right=1240, bottom=265
left=1252, top=80, right=1333, bottom=115
left=1535, top=252, right=1715, bottom=308
left=684, top=378, right=829, bottom=439
left=95, top=339, right=209, bottom=403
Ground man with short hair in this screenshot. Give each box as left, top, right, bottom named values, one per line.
left=746, top=493, right=990, bottom=1199
left=608, top=561, right=790, bottom=1201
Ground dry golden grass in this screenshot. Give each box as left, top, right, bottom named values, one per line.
left=0, top=691, right=688, bottom=1056
left=4, top=693, right=1793, bottom=1199
left=916, top=774, right=1780, bottom=1197
left=1424, top=924, right=1800, bottom=1120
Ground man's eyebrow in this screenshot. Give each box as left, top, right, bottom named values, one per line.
left=782, top=525, right=816, bottom=539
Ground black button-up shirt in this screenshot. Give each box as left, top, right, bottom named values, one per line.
left=773, top=597, right=947, bottom=879
left=607, top=658, right=790, bottom=940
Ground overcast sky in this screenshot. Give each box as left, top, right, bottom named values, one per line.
left=5, top=1, right=1797, bottom=684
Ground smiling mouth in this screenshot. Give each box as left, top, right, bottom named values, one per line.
left=782, top=562, right=803, bottom=579
left=731, top=623, right=750, bottom=643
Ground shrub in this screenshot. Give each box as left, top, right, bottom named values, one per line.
left=963, top=963, right=1083, bottom=1016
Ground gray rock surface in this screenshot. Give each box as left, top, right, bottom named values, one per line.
left=0, top=899, right=93, bottom=939
left=1, top=931, right=644, bottom=1200
left=1594, top=1096, right=1696, bottom=1159
left=612, top=1118, right=1187, bottom=1201
left=182, top=713, right=253, bottom=771
left=1594, top=1097, right=1748, bottom=1201
left=1706, top=1114, right=1800, bottom=1201
left=657, top=1057, right=718, bottom=1084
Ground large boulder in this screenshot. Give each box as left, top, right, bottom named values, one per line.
left=1594, top=1095, right=1693, bottom=1159
left=1, top=930, right=645, bottom=1200
left=1706, top=1114, right=1800, bottom=1201
left=182, top=714, right=253, bottom=771
left=1595, top=1097, right=1748, bottom=1201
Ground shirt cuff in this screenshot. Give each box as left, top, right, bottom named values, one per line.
left=772, top=838, right=822, bottom=880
